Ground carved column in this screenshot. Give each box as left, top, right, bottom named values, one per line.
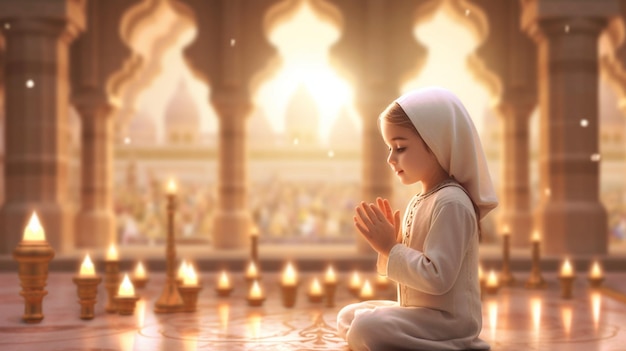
left=0, top=0, right=85, bottom=254
left=212, top=93, right=252, bottom=248
left=522, top=0, right=618, bottom=255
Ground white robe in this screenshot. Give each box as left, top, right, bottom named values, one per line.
left=337, top=185, right=489, bottom=351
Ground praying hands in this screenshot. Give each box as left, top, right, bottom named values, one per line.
left=353, top=197, right=401, bottom=256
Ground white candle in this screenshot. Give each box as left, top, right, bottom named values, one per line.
left=23, top=212, right=45, bottom=241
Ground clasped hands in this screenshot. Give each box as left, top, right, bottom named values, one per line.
left=353, top=197, right=401, bottom=256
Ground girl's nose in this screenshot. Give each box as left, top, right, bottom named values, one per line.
left=387, top=153, right=395, bottom=165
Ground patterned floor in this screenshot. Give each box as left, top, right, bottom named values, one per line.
left=1, top=271, right=626, bottom=351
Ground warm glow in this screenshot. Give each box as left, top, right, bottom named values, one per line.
left=246, top=312, right=262, bottom=339
left=531, top=298, right=542, bottom=331
left=249, top=280, right=263, bottom=299
left=106, top=244, right=119, bottom=261
left=255, top=1, right=357, bottom=141
left=118, top=274, right=136, bottom=297
left=349, top=271, right=361, bottom=289
left=591, top=292, right=601, bottom=330
left=246, top=261, right=259, bottom=279
left=531, top=231, right=541, bottom=242
left=281, top=262, right=297, bottom=286
left=250, top=225, right=259, bottom=237
left=560, top=259, right=574, bottom=277
left=79, top=254, right=96, bottom=276
left=502, top=225, right=510, bottom=235
left=134, top=261, right=147, bottom=279
left=478, top=264, right=484, bottom=282
left=178, top=260, right=188, bottom=280
left=309, top=277, right=323, bottom=296
left=486, top=269, right=498, bottom=287
left=218, top=302, right=229, bottom=331
left=218, top=270, right=231, bottom=289
left=183, top=263, right=198, bottom=286
left=360, top=279, right=373, bottom=298
left=23, top=212, right=45, bottom=241
left=561, top=306, right=573, bottom=337
left=324, top=265, right=336, bottom=284
left=377, top=274, right=389, bottom=285
left=590, top=261, right=603, bottom=278
left=487, top=300, right=498, bottom=341
left=166, top=179, right=177, bottom=194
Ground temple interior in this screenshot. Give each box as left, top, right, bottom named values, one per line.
left=1, top=0, right=626, bottom=350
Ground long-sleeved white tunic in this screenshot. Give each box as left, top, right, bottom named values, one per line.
left=337, top=184, right=489, bottom=351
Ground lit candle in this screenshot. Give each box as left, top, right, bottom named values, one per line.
left=531, top=231, right=540, bottom=243
left=525, top=230, right=546, bottom=289
left=178, top=260, right=189, bottom=283
left=245, top=261, right=259, bottom=282
left=247, top=280, right=265, bottom=307
left=23, top=212, right=45, bottom=241
left=182, top=263, right=198, bottom=286
left=131, top=261, right=148, bottom=289
left=166, top=179, right=177, bottom=195
left=349, top=270, right=361, bottom=296
left=560, top=259, right=574, bottom=278
left=118, top=274, right=135, bottom=297
left=216, top=270, right=233, bottom=297
left=106, top=244, right=118, bottom=261
left=79, top=254, right=96, bottom=277
left=324, top=265, right=337, bottom=285
left=281, top=262, right=297, bottom=286
left=485, top=269, right=499, bottom=294
left=308, top=277, right=324, bottom=303
left=588, top=260, right=604, bottom=288
left=359, top=279, right=374, bottom=301
left=499, top=224, right=516, bottom=287
left=134, top=262, right=147, bottom=279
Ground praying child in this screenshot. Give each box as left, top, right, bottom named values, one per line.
left=337, top=87, right=497, bottom=350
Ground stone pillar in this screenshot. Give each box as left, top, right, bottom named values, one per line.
left=74, top=93, right=115, bottom=248
left=0, top=0, right=85, bottom=254
left=522, top=0, right=618, bottom=255
left=211, top=93, right=252, bottom=249
left=497, top=94, right=535, bottom=248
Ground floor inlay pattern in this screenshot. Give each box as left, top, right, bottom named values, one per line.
left=1, top=272, right=626, bottom=350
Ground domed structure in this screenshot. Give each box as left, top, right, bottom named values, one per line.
left=164, top=79, right=200, bottom=144
left=284, top=84, right=320, bottom=145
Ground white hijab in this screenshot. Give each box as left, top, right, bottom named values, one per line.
left=395, top=87, right=498, bottom=220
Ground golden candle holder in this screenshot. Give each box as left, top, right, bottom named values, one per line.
left=73, top=275, right=102, bottom=320
left=323, top=281, right=337, bottom=307
left=499, top=232, right=516, bottom=287
left=559, top=275, right=575, bottom=299
left=179, top=284, right=203, bottom=312
left=588, top=261, right=604, bottom=288
left=281, top=284, right=298, bottom=308
left=104, top=258, right=120, bottom=313
left=524, top=235, right=546, bottom=289
left=131, top=261, right=148, bottom=289
left=115, top=295, right=140, bottom=315
left=12, top=213, right=55, bottom=324
left=588, top=275, right=604, bottom=289
left=154, top=180, right=184, bottom=313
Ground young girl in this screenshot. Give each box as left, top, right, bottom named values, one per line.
left=337, top=87, right=497, bottom=350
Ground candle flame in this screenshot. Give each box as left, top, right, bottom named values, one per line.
left=183, top=263, right=198, bottom=286
left=486, top=269, right=499, bottom=287
left=246, top=261, right=258, bottom=279
left=79, top=254, right=96, bottom=276
left=531, top=231, right=541, bottom=242
left=502, top=224, right=510, bottom=235
left=106, top=244, right=118, bottom=261
left=349, top=270, right=361, bottom=289
left=324, top=265, right=336, bottom=284
left=560, top=259, right=574, bottom=277
left=166, top=179, right=177, bottom=194
left=309, top=277, right=322, bottom=295
left=118, top=274, right=135, bottom=297
left=178, top=260, right=188, bottom=280
left=590, top=261, right=603, bottom=278
left=23, top=212, right=45, bottom=241
left=218, top=270, right=231, bottom=289
left=360, top=279, right=373, bottom=298
left=282, top=262, right=297, bottom=286
left=250, top=225, right=259, bottom=237
left=134, top=261, right=147, bottom=279
left=249, top=280, right=263, bottom=299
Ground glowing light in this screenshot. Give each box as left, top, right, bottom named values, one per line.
left=487, top=300, right=498, bottom=341
left=281, top=262, right=298, bottom=286
left=230, top=38, right=236, bottom=46
left=360, top=279, right=373, bottom=299
left=590, top=153, right=601, bottom=162
left=26, top=79, right=35, bottom=88
left=591, top=292, right=601, bottom=330
left=590, top=261, right=603, bottom=279
left=580, top=119, right=589, bottom=127
left=561, top=306, right=573, bottom=337
left=247, top=312, right=262, bottom=339
left=544, top=188, right=551, bottom=197
left=327, top=150, right=335, bottom=158
left=349, top=271, right=361, bottom=291
left=464, top=9, right=471, bottom=16
left=106, top=244, right=118, bottom=261
left=134, top=261, right=147, bottom=279
left=486, top=269, right=499, bottom=288
left=324, top=265, right=337, bottom=284
left=178, top=260, right=189, bottom=281
left=478, top=263, right=484, bottom=282
left=79, top=254, right=96, bottom=276
left=249, top=280, right=264, bottom=299
left=218, top=302, right=230, bottom=332
left=218, top=270, right=231, bottom=290
left=502, top=224, right=510, bottom=235
left=118, top=274, right=136, bottom=297
left=565, top=24, right=570, bottom=33
left=246, top=261, right=259, bottom=280
left=309, top=277, right=323, bottom=296
left=531, top=231, right=541, bottom=243
left=4, top=23, right=10, bottom=30
left=560, top=259, right=574, bottom=278
left=166, top=179, right=177, bottom=194
left=123, top=137, right=131, bottom=144
left=23, top=212, right=45, bottom=241
left=531, top=297, right=542, bottom=331
left=182, top=263, right=198, bottom=286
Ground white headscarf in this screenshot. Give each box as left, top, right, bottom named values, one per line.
left=395, top=87, right=498, bottom=219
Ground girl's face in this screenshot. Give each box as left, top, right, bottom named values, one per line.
left=380, top=121, right=442, bottom=186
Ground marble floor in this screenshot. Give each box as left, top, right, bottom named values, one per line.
left=1, top=271, right=626, bottom=351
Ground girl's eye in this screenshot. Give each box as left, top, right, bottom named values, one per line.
left=395, top=147, right=406, bottom=152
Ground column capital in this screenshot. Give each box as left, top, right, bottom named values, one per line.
left=522, top=0, right=619, bottom=39
left=0, top=0, right=86, bottom=39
